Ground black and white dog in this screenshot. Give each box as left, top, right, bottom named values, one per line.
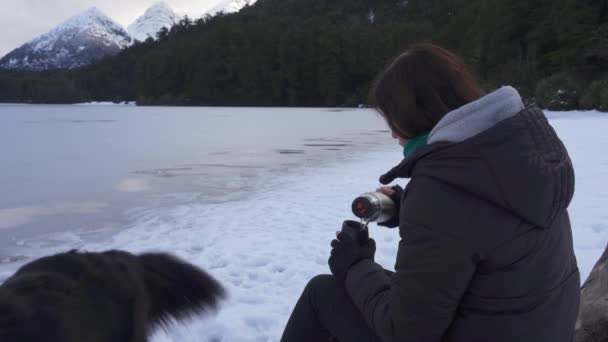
left=0, top=250, right=225, bottom=342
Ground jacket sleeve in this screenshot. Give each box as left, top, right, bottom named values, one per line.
left=345, top=220, right=476, bottom=342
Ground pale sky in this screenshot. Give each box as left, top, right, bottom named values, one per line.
left=0, top=0, right=222, bottom=57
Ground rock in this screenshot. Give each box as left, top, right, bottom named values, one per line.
left=575, top=244, right=608, bottom=342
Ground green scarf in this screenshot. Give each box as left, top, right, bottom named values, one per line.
left=403, top=133, right=429, bottom=157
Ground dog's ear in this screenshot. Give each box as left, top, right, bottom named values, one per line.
left=138, top=253, right=225, bottom=328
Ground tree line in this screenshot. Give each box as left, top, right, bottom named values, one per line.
left=1, top=0, right=607, bottom=110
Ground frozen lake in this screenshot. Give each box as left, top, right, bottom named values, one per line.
left=0, top=105, right=393, bottom=259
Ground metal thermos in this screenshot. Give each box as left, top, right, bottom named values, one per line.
left=351, top=192, right=396, bottom=224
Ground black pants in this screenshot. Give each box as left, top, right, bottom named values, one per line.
left=281, top=274, right=382, bottom=342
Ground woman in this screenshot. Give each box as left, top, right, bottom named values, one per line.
left=281, top=44, right=580, bottom=342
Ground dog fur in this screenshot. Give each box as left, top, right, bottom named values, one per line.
left=0, top=250, right=225, bottom=342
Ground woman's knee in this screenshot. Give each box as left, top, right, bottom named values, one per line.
left=304, top=274, right=341, bottom=299
left=306, top=274, right=336, bottom=288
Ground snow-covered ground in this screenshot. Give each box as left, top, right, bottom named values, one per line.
left=73, top=101, right=136, bottom=106
left=0, top=110, right=606, bottom=341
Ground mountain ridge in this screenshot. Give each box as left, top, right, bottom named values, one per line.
left=128, top=1, right=182, bottom=42
left=208, top=0, right=258, bottom=15
left=0, top=1, right=254, bottom=71
left=0, top=7, right=132, bottom=71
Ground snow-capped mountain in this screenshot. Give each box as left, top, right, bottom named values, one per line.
left=0, top=7, right=132, bottom=71
left=0, top=1, right=259, bottom=71
left=127, top=1, right=181, bottom=42
left=207, top=0, right=257, bottom=15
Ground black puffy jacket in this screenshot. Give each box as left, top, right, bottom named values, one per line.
left=345, top=100, right=580, bottom=342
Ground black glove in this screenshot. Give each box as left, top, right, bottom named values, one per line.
left=328, top=221, right=376, bottom=282
left=378, top=184, right=403, bottom=228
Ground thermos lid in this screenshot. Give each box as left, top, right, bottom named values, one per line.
left=351, top=192, right=396, bottom=224
left=352, top=196, right=375, bottom=220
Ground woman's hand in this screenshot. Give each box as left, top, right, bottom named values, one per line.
left=329, top=221, right=376, bottom=282
left=376, top=186, right=397, bottom=196
left=376, top=184, right=403, bottom=228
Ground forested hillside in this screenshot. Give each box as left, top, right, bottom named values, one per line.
left=1, top=0, right=607, bottom=110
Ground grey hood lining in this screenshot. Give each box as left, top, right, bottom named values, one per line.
left=428, top=86, right=525, bottom=144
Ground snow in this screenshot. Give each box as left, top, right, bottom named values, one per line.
left=0, top=0, right=258, bottom=70
left=368, top=10, right=376, bottom=24
left=32, top=7, right=131, bottom=52
left=0, top=6, right=131, bottom=70
left=0, top=110, right=607, bottom=341
left=128, top=1, right=182, bottom=42
left=73, top=101, right=136, bottom=106
left=207, top=0, right=257, bottom=15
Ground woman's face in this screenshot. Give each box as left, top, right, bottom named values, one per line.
left=391, top=129, right=408, bottom=147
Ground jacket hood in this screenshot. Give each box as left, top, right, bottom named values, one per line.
left=380, top=87, right=575, bottom=228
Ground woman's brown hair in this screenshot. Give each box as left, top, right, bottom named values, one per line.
left=370, top=43, right=483, bottom=139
